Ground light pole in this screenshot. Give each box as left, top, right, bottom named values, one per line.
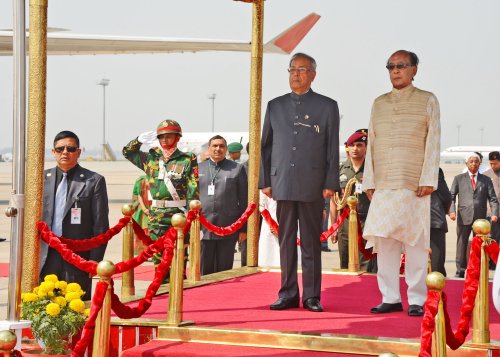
left=208, top=93, right=216, bottom=132
left=97, top=78, right=110, bottom=160
left=457, top=124, right=461, bottom=146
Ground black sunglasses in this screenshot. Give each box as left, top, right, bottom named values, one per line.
left=54, top=145, right=79, bottom=153
left=386, top=63, right=414, bottom=71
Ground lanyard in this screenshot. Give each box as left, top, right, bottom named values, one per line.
left=209, top=161, right=223, bottom=184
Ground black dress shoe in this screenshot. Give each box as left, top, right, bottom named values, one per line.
left=370, top=302, right=403, bottom=314
left=455, top=271, right=465, bottom=278
left=408, top=304, right=424, bottom=316
left=303, top=297, right=323, bottom=312
left=321, top=247, right=332, bottom=252
left=270, top=298, right=299, bottom=310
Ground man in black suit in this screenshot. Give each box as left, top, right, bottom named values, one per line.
left=450, top=153, right=498, bottom=278
left=259, top=52, right=340, bottom=312
left=41, top=131, right=109, bottom=300
left=430, top=168, right=452, bottom=276
left=199, top=135, right=248, bottom=275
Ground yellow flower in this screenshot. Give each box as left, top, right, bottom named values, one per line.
left=46, top=302, right=60, bottom=316
left=39, top=281, right=55, bottom=293
left=69, top=299, right=85, bottom=313
left=66, top=283, right=82, bottom=293
left=37, top=290, right=47, bottom=298
left=43, top=274, right=59, bottom=283
left=22, top=293, right=38, bottom=303
left=33, top=287, right=39, bottom=294
left=54, top=281, right=67, bottom=291
left=84, top=308, right=90, bottom=317
left=52, top=296, right=67, bottom=307
left=65, top=291, right=81, bottom=302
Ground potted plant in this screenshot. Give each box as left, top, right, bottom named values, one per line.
left=21, top=274, right=90, bottom=355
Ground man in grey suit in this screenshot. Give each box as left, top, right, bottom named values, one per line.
left=450, top=152, right=498, bottom=278
left=41, top=131, right=109, bottom=300
left=259, top=53, right=340, bottom=312
left=199, top=135, right=248, bottom=275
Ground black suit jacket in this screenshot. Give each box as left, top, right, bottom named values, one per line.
left=450, top=172, right=499, bottom=226
left=430, top=168, right=452, bottom=231
left=41, top=164, right=109, bottom=269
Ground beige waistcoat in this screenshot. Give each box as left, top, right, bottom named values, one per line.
left=364, top=84, right=441, bottom=192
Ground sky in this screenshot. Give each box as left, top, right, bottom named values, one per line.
left=1, top=0, right=500, bottom=155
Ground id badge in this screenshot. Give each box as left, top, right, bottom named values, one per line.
left=71, top=208, right=82, bottom=224
left=355, top=183, right=363, bottom=194
left=208, top=184, right=215, bottom=196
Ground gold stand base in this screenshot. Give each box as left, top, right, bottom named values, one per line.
left=165, top=320, right=195, bottom=327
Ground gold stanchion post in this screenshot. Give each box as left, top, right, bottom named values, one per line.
left=472, top=219, right=491, bottom=344
left=347, top=196, right=360, bottom=272
left=93, top=260, right=116, bottom=357
left=428, top=249, right=433, bottom=274
left=121, top=204, right=135, bottom=299
left=426, top=272, right=447, bottom=357
left=167, top=213, right=193, bottom=326
left=0, top=330, right=17, bottom=357
left=188, top=200, right=202, bottom=283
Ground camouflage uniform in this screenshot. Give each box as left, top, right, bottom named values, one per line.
left=337, top=158, right=377, bottom=272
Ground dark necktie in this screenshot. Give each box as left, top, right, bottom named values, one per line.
left=471, top=174, right=476, bottom=191
left=52, top=173, right=67, bottom=236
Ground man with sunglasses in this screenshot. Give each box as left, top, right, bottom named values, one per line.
left=41, top=130, right=109, bottom=300
left=259, top=52, right=340, bottom=312
left=363, top=50, right=441, bottom=317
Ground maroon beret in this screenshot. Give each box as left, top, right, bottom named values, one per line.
left=345, top=129, right=368, bottom=146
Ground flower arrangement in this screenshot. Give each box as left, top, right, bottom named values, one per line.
left=21, top=275, right=90, bottom=355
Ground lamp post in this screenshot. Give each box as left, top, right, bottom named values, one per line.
left=97, top=78, right=110, bottom=160
left=208, top=93, right=216, bottom=132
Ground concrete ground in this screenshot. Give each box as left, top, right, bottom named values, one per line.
left=0, top=161, right=482, bottom=319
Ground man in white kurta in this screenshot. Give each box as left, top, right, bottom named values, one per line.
left=363, top=50, right=440, bottom=316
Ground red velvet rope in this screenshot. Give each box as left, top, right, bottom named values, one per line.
left=131, top=219, right=154, bottom=246
left=261, top=209, right=279, bottom=235
left=37, top=222, right=98, bottom=275
left=110, top=228, right=176, bottom=318
left=419, top=290, right=440, bottom=356
left=199, top=202, right=256, bottom=236
left=114, top=234, right=168, bottom=274
left=183, top=209, right=199, bottom=236
left=485, top=240, right=499, bottom=264
left=72, top=281, right=108, bottom=357
left=58, top=217, right=130, bottom=251
left=320, top=208, right=350, bottom=242
left=400, top=254, right=406, bottom=275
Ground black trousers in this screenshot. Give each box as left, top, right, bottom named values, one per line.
left=40, top=248, right=92, bottom=300
left=201, top=236, right=238, bottom=275
left=276, top=200, right=323, bottom=303
left=456, top=224, right=473, bottom=274
left=430, top=228, right=446, bottom=276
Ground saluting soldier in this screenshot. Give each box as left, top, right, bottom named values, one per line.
left=330, top=129, right=376, bottom=272
left=123, top=119, right=199, bottom=266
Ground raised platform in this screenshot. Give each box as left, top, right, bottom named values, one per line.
left=111, top=268, right=500, bottom=356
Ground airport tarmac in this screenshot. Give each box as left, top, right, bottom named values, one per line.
left=0, top=161, right=486, bottom=319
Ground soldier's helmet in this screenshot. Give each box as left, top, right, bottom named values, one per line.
left=156, top=119, right=182, bottom=137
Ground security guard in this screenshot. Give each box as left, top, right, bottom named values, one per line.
left=330, top=129, right=376, bottom=272
left=123, top=119, right=199, bottom=267
left=227, top=142, right=243, bottom=162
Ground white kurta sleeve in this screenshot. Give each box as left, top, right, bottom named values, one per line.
left=418, top=94, right=441, bottom=189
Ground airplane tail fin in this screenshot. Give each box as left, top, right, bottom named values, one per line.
left=264, top=13, right=321, bottom=54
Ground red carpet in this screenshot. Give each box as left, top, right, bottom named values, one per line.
left=0, top=263, right=8, bottom=277
left=122, top=340, right=365, bottom=356
left=118, top=272, right=500, bottom=339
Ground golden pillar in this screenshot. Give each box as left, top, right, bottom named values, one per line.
left=93, top=260, right=116, bottom=357
left=167, top=213, right=192, bottom=326
left=426, top=272, right=446, bottom=357
left=22, top=0, right=49, bottom=292
left=188, top=200, right=202, bottom=283
left=472, top=219, right=491, bottom=344
left=347, top=196, right=360, bottom=272
left=236, top=0, right=264, bottom=267
left=0, top=330, right=17, bottom=357
left=121, top=204, right=135, bottom=299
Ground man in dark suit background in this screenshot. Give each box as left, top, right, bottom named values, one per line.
left=199, top=135, right=248, bottom=275
left=259, top=52, right=340, bottom=312
left=41, top=131, right=109, bottom=300
left=450, top=152, right=498, bottom=278
left=430, top=168, right=452, bottom=276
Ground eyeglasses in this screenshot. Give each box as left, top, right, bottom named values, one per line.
left=54, top=145, right=79, bottom=153
left=288, top=67, right=312, bottom=74
left=386, top=63, right=414, bottom=71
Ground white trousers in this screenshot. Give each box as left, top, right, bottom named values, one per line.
left=377, top=237, right=428, bottom=306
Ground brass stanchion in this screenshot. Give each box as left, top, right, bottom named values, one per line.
left=0, top=330, right=17, bottom=357
left=121, top=204, right=135, bottom=299
left=472, top=219, right=491, bottom=344
left=347, top=196, right=360, bottom=272
left=93, top=260, right=116, bottom=357
left=428, top=249, right=433, bottom=274
left=167, top=214, right=193, bottom=326
left=426, top=272, right=446, bottom=357
left=188, top=200, right=202, bottom=283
